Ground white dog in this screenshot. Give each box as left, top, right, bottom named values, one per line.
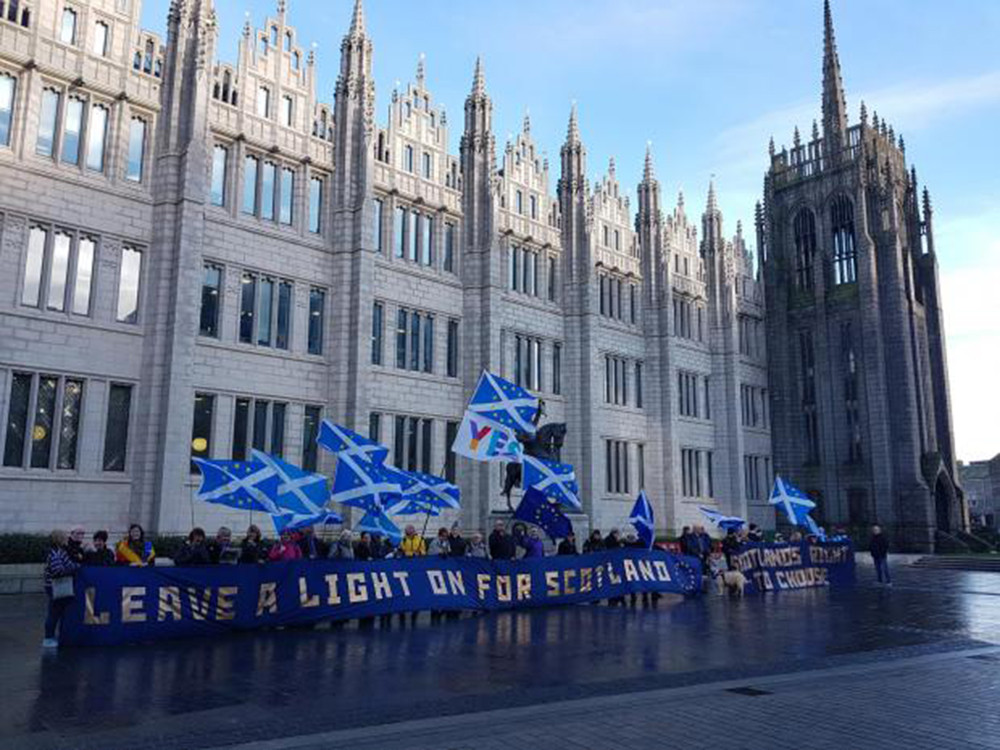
left=714, top=569, right=748, bottom=597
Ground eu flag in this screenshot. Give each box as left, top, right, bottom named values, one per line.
left=514, top=487, right=573, bottom=542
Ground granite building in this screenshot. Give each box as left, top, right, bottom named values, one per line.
left=0, top=0, right=772, bottom=537
left=759, top=1, right=964, bottom=551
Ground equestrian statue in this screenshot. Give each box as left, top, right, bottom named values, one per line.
left=501, top=400, right=567, bottom=511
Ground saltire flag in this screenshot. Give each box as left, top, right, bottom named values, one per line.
left=522, top=455, right=581, bottom=510
left=390, top=500, right=442, bottom=517
left=513, top=487, right=573, bottom=542
left=273, top=509, right=344, bottom=534
left=804, top=513, right=827, bottom=541
left=192, top=458, right=281, bottom=514
left=629, top=490, right=655, bottom=550
left=768, top=475, right=817, bottom=527
left=397, top=470, right=461, bottom=510
left=355, top=509, right=403, bottom=544
left=329, top=453, right=405, bottom=511
left=451, top=411, right=523, bottom=463
left=466, top=371, right=539, bottom=437
left=317, top=420, right=389, bottom=465
left=698, top=506, right=746, bottom=532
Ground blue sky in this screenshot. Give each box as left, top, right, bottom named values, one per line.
left=141, top=0, right=1000, bottom=462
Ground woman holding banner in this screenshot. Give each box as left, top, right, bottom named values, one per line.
left=115, top=524, right=155, bottom=566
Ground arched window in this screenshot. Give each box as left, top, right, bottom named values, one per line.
left=831, top=195, right=857, bottom=285
left=792, top=208, right=816, bottom=291
left=143, top=40, right=154, bottom=74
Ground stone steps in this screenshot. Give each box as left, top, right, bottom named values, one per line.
left=911, top=556, right=1000, bottom=572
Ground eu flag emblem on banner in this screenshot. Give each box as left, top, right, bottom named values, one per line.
left=514, top=487, right=573, bottom=542
left=629, top=490, right=655, bottom=550
left=522, top=455, right=581, bottom=510
left=467, top=371, right=539, bottom=436
left=317, top=420, right=389, bottom=465
left=769, top=475, right=817, bottom=527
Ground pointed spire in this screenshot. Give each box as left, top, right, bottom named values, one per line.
left=898, top=134, right=905, bottom=153
left=608, top=156, right=616, bottom=177
left=643, top=141, right=655, bottom=182
left=243, top=11, right=251, bottom=37
left=471, top=56, right=486, bottom=97
left=416, top=53, right=425, bottom=88
left=277, top=0, right=287, bottom=16
left=567, top=101, right=580, bottom=145
left=349, top=0, right=365, bottom=38
left=822, top=0, right=849, bottom=148
left=523, top=108, right=531, bottom=135
left=706, top=179, right=718, bottom=214
left=754, top=200, right=764, bottom=230
left=872, top=111, right=880, bottom=130
left=677, top=189, right=685, bottom=212
left=922, top=187, right=932, bottom=217
left=768, top=136, right=775, bottom=158
left=859, top=100, right=868, bottom=126
left=812, top=119, right=820, bottom=141
left=793, top=126, right=801, bottom=148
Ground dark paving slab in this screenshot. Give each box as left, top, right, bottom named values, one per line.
left=3, top=563, right=999, bottom=749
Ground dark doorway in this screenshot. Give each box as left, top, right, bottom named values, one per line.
left=935, top=476, right=951, bottom=533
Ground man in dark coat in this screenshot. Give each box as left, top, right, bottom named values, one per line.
left=489, top=521, right=516, bottom=561
left=869, top=525, right=891, bottom=585
left=557, top=532, right=579, bottom=555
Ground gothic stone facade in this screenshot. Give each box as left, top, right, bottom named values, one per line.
left=0, top=0, right=773, bottom=537
left=759, top=2, right=964, bottom=552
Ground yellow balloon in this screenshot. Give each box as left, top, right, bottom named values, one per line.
left=191, top=437, right=208, bottom=452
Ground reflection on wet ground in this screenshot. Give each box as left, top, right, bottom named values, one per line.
left=3, top=564, right=999, bottom=749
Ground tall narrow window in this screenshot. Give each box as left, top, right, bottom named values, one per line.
left=308, top=288, right=325, bottom=355
left=73, top=236, right=95, bottom=316
left=126, top=118, right=146, bottom=182
left=445, top=421, right=458, bottom=482
left=0, top=73, right=15, bottom=147
left=279, top=168, right=294, bottom=225
left=22, top=226, right=47, bottom=307
left=242, top=156, right=259, bottom=215
left=61, top=97, right=84, bottom=164
left=30, top=376, right=58, bottom=468
left=60, top=7, right=77, bottom=44
left=421, top=215, right=433, bottom=266
left=211, top=145, right=228, bottom=206
left=239, top=273, right=256, bottom=343
left=373, top=199, right=384, bottom=252
left=553, top=343, right=561, bottom=395
left=257, top=277, right=274, bottom=345
left=260, top=162, right=276, bottom=221
left=636, top=362, right=643, bottom=408
left=302, top=405, right=321, bottom=472
left=281, top=95, right=293, bottom=127
left=421, top=419, right=433, bottom=473
left=308, top=177, right=322, bottom=233
left=422, top=151, right=432, bottom=179
left=102, top=384, right=132, bottom=471
left=446, top=319, right=458, bottom=378
left=47, top=231, right=71, bottom=312
left=371, top=302, right=384, bottom=365
left=3, top=373, right=32, bottom=467
left=93, top=21, right=109, bottom=56
left=85, top=104, right=108, bottom=171
left=190, top=394, right=214, bottom=472
left=116, top=246, right=142, bottom=323
left=394, top=415, right=406, bottom=467
left=37, top=89, right=61, bottom=157
left=444, top=222, right=455, bottom=272
left=410, top=313, right=421, bottom=371
left=394, top=207, right=406, bottom=257
left=408, top=212, right=418, bottom=261
left=396, top=309, right=408, bottom=369
left=831, top=196, right=857, bottom=285
left=56, top=379, right=83, bottom=469
left=252, top=400, right=269, bottom=452
left=270, top=403, right=286, bottom=458
left=256, top=86, right=270, bottom=118
left=548, top=257, right=556, bottom=301
left=793, top=208, right=816, bottom=291
left=200, top=264, right=221, bottom=336
left=369, top=411, right=382, bottom=446
left=276, top=281, right=291, bottom=350
left=404, top=144, right=414, bottom=172
left=232, top=398, right=250, bottom=460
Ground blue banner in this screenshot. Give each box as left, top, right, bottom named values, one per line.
left=728, top=541, right=855, bottom=593
left=60, top=549, right=704, bottom=646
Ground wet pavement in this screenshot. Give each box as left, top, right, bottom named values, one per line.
left=4, top=561, right=1000, bottom=750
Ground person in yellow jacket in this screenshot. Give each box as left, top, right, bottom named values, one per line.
left=115, top=523, right=156, bottom=566
left=398, top=525, right=426, bottom=557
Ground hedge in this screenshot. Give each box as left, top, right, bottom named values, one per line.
left=0, top=533, right=189, bottom=565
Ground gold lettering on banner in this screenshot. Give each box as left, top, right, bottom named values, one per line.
left=427, top=570, right=448, bottom=595
left=653, top=561, right=671, bottom=582
left=121, top=586, right=147, bottom=623
left=187, top=587, right=213, bottom=620
left=579, top=568, right=592, bottom=592
left=563, top=569, right=576, bottom=595
left=157, top=586, right=182, bottom=622
left=324, top=574, right=341, bottom=605
left=496, top=575, right=512, bottom=602
left=623, top=558, right=639, bottom=582
left=392, top=571, right=411, bottom=597
left=446, top=570, right=466, bottom=596
left=299, top=577, right=319, bottom=608
left=477, top=573, right=491, bottom=600
left=256, top=582, right=278, bottom=616
left=516, top=573, right=531, bottom=601
left=346, top=573, right=369, bottom=603
left=545, top=571, right=560, bottom=597
left=216, top=587, right=238, bottom=620
left=84, top=587, right=110, bottom=625
left=371, top=572, right=392, bottom=600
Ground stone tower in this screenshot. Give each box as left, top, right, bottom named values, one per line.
left=759, top=0, right=963, bottom=551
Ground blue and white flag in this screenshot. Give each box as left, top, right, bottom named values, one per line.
left=522, top=455, right=581, bottom=510
left=699, top=506, right=746, bottom=532
left=467, top=371, right=539, bottom=436
left=317, top=420, right=389, bottom=465
left=192, top=458, right=281, bottom=514
left=355, top=509, right=403, bottom=544
left=515, top=487, right=573, bottom=542
left=629, top=490, right=655, bottom=550
left=390, top=500, right=443, bottom=517
left=397, top=470, right=461, bottom=510
left=769, top=475, right=817, bottom=526
left=330, top=453, right=405, bottom=511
